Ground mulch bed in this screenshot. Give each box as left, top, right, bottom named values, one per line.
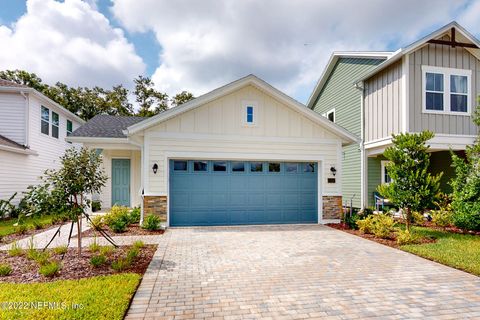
left=326, top=223, right=437, bottom=248
left=0, top=221, right=66, bottom=245
left=0, top=244, right=157, bottom=284
left=81, top=224, right=164, bottom=238
left=421, top=221, right=480, bottom=236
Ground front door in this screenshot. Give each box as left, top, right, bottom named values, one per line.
left=112, top=159, right=130, bottom=207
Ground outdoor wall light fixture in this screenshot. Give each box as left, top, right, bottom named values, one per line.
left=330, top=166, right=337, bottom=176
left=152, top=163, right=158, bottom=174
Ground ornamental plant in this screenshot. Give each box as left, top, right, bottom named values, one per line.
left=450, top=103, right=480, bottom=231
left=377, top=131, right=442, bottom=231
left=45, top=147, right=107, bottom=256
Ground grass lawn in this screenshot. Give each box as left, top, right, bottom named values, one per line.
left=0, top=273, right=141, bottom=320
left=0, top=215, right=55, bottom=237
left=400, top=225, right=480, bottom=276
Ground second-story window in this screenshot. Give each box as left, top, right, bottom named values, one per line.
left=67, top=120, right=73, bottom=136
left=52, top=112, right=59, bottom=139
left=246, top=106, right=254, bottom=124
left=423, top=66, right=471, bottom=114
left=41, top=106, right=49, bottom=135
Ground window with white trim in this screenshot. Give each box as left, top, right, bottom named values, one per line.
left=52, top=111, right=59, bottom=139
left=381, top=160, right=392, bottom=184
left=41, top=106, right=49, bottom=135
left=245, top=105, right=255, bottom=125
left=422, top=66, right=471, bottom=114
left=67, top=120, right=73, bottom=136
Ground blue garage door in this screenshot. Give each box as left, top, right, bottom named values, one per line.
left=169, top=160, right=318, bottom=226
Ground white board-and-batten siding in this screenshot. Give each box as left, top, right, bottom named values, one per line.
left=143, top=85, right=343, bottom=197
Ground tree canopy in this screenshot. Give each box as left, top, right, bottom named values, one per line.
left=0, top=70, right=194, bottom=121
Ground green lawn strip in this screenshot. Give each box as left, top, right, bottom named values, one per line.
left=400, top=225, right=480, bottom=276
left=0, top=215, right=54, bottom=237
left=0, top=273, right=141, bottom=320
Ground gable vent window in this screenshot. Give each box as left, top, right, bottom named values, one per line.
left=246, top=106, right=254, bottom=124
left=422, top=66, right=471, bottom=114
left=41, top=106, right=49, bottom=135
left=52, top=112, right=59, bottom=139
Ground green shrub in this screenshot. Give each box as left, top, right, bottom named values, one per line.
left=39, top=261, right=61, bottom=278
left=89, top=238, right=101, bottom=253
left=396, top=229, right=420, bottom=245
left=411, top=211, right=425, bottom=225
left=104, top=205, right=131, bottom=232
left=126, top=247, right=139, bottom=264
left=31, top=219, right=46, bottom=230
left=356, top=214, right=395, bottom=239
left=33, top=251, right=50, bottom=266
left=142, top=214, right=161, bottom=231
left=52, top=245, right=68, bottom=255
left=91, top=200, right=102, bottom=212
left=90, top=215, right=104, bottom=229
left=90, top=255, right=107, bottom=268
left=51, top=212, right=70, bottom=224
left=129, top=207, right=141, bottom=224
left=431, top=209, right=454, bottom=228
left=100, top=246, right=114, bottom=256
left=110, top=219, right=128, bottom=233
left=13, top=223, right=28, bottom=234
left=133, top=240, right=144, bottom=249
left=111, top=258, right=130, bottom=271
left=453, top=211, right=480, bottom=231
left=8, top=241, right=23, bottom=257
left=18, top=183, right=67, bottom=217
left=0, top=264, right=12, bottom=277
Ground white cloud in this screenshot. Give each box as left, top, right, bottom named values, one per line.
left=0, top=0, right=145, bottom=88
left=111, top=0, right=475, bottom=102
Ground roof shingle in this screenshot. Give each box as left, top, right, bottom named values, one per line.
left=70, top=115, right=147, bottom=138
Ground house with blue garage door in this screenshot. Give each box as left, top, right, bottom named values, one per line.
left=67, top=74, right=357, bottom=226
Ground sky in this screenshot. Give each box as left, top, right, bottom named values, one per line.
left=0, top=0, right=479, bottom=105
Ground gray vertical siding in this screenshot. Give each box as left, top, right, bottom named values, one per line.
left=312, top=57, right=384, bottom=207
left=409, top=41, right=479, bottom=135
left=364, top=60, right=403, bottom=142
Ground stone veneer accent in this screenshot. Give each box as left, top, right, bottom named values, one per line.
left=143, top=196, right=167, bottom=221
left=322, top=196, right=342, bottom=219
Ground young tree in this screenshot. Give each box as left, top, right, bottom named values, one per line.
left=450, top=102, right=480, bottom=231
left=378, top=131, right=442, bottom=231
left=45, top=147, right=107, bottom=256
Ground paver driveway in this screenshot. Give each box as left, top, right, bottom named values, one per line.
left=126, top=225, right=480, bottom=319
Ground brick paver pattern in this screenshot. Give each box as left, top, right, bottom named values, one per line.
left=126, top=225, right=480, bottom=320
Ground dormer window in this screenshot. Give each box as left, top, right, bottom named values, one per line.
left=422, top=66, right=471, bottom=114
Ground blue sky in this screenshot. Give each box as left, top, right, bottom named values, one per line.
left=0, top=0, right=479, bottom=104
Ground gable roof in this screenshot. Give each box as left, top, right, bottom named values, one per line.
left=356, top=21, right=480, bottom=84
left=125, top=74, right=358, bottom=144
left=306, top=52, right=392, bottom=109
left=70, top=115, right=147, bottom=138
left=0, top=80, right=85, bottom=125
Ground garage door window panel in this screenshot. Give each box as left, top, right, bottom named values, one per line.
left=268, top=162, right=281, bottom=173
left=193, top=161, right=208, bottom=172
left=173, top=160, right=188, bottom=171
left=213, top=161, right=227, bottom=172
left=303, top=163, right=316, bottom=173
left=231, top=161, right=245, bottom=172
left=250, top=162, right=263, bottom=173
left=285, top=163, right=298, bottom=173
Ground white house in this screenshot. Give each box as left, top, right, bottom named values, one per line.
left=68, top=75, right=357, bottom=226
left=0, top=79, right=84, bottom=204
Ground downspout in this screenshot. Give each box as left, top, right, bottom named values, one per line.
left=20, top=91, right=29, bottom=147
left=355, top=82, right=366, bottom=209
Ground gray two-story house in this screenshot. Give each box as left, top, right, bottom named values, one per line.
left=308, top=21, right=479, bottom=209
